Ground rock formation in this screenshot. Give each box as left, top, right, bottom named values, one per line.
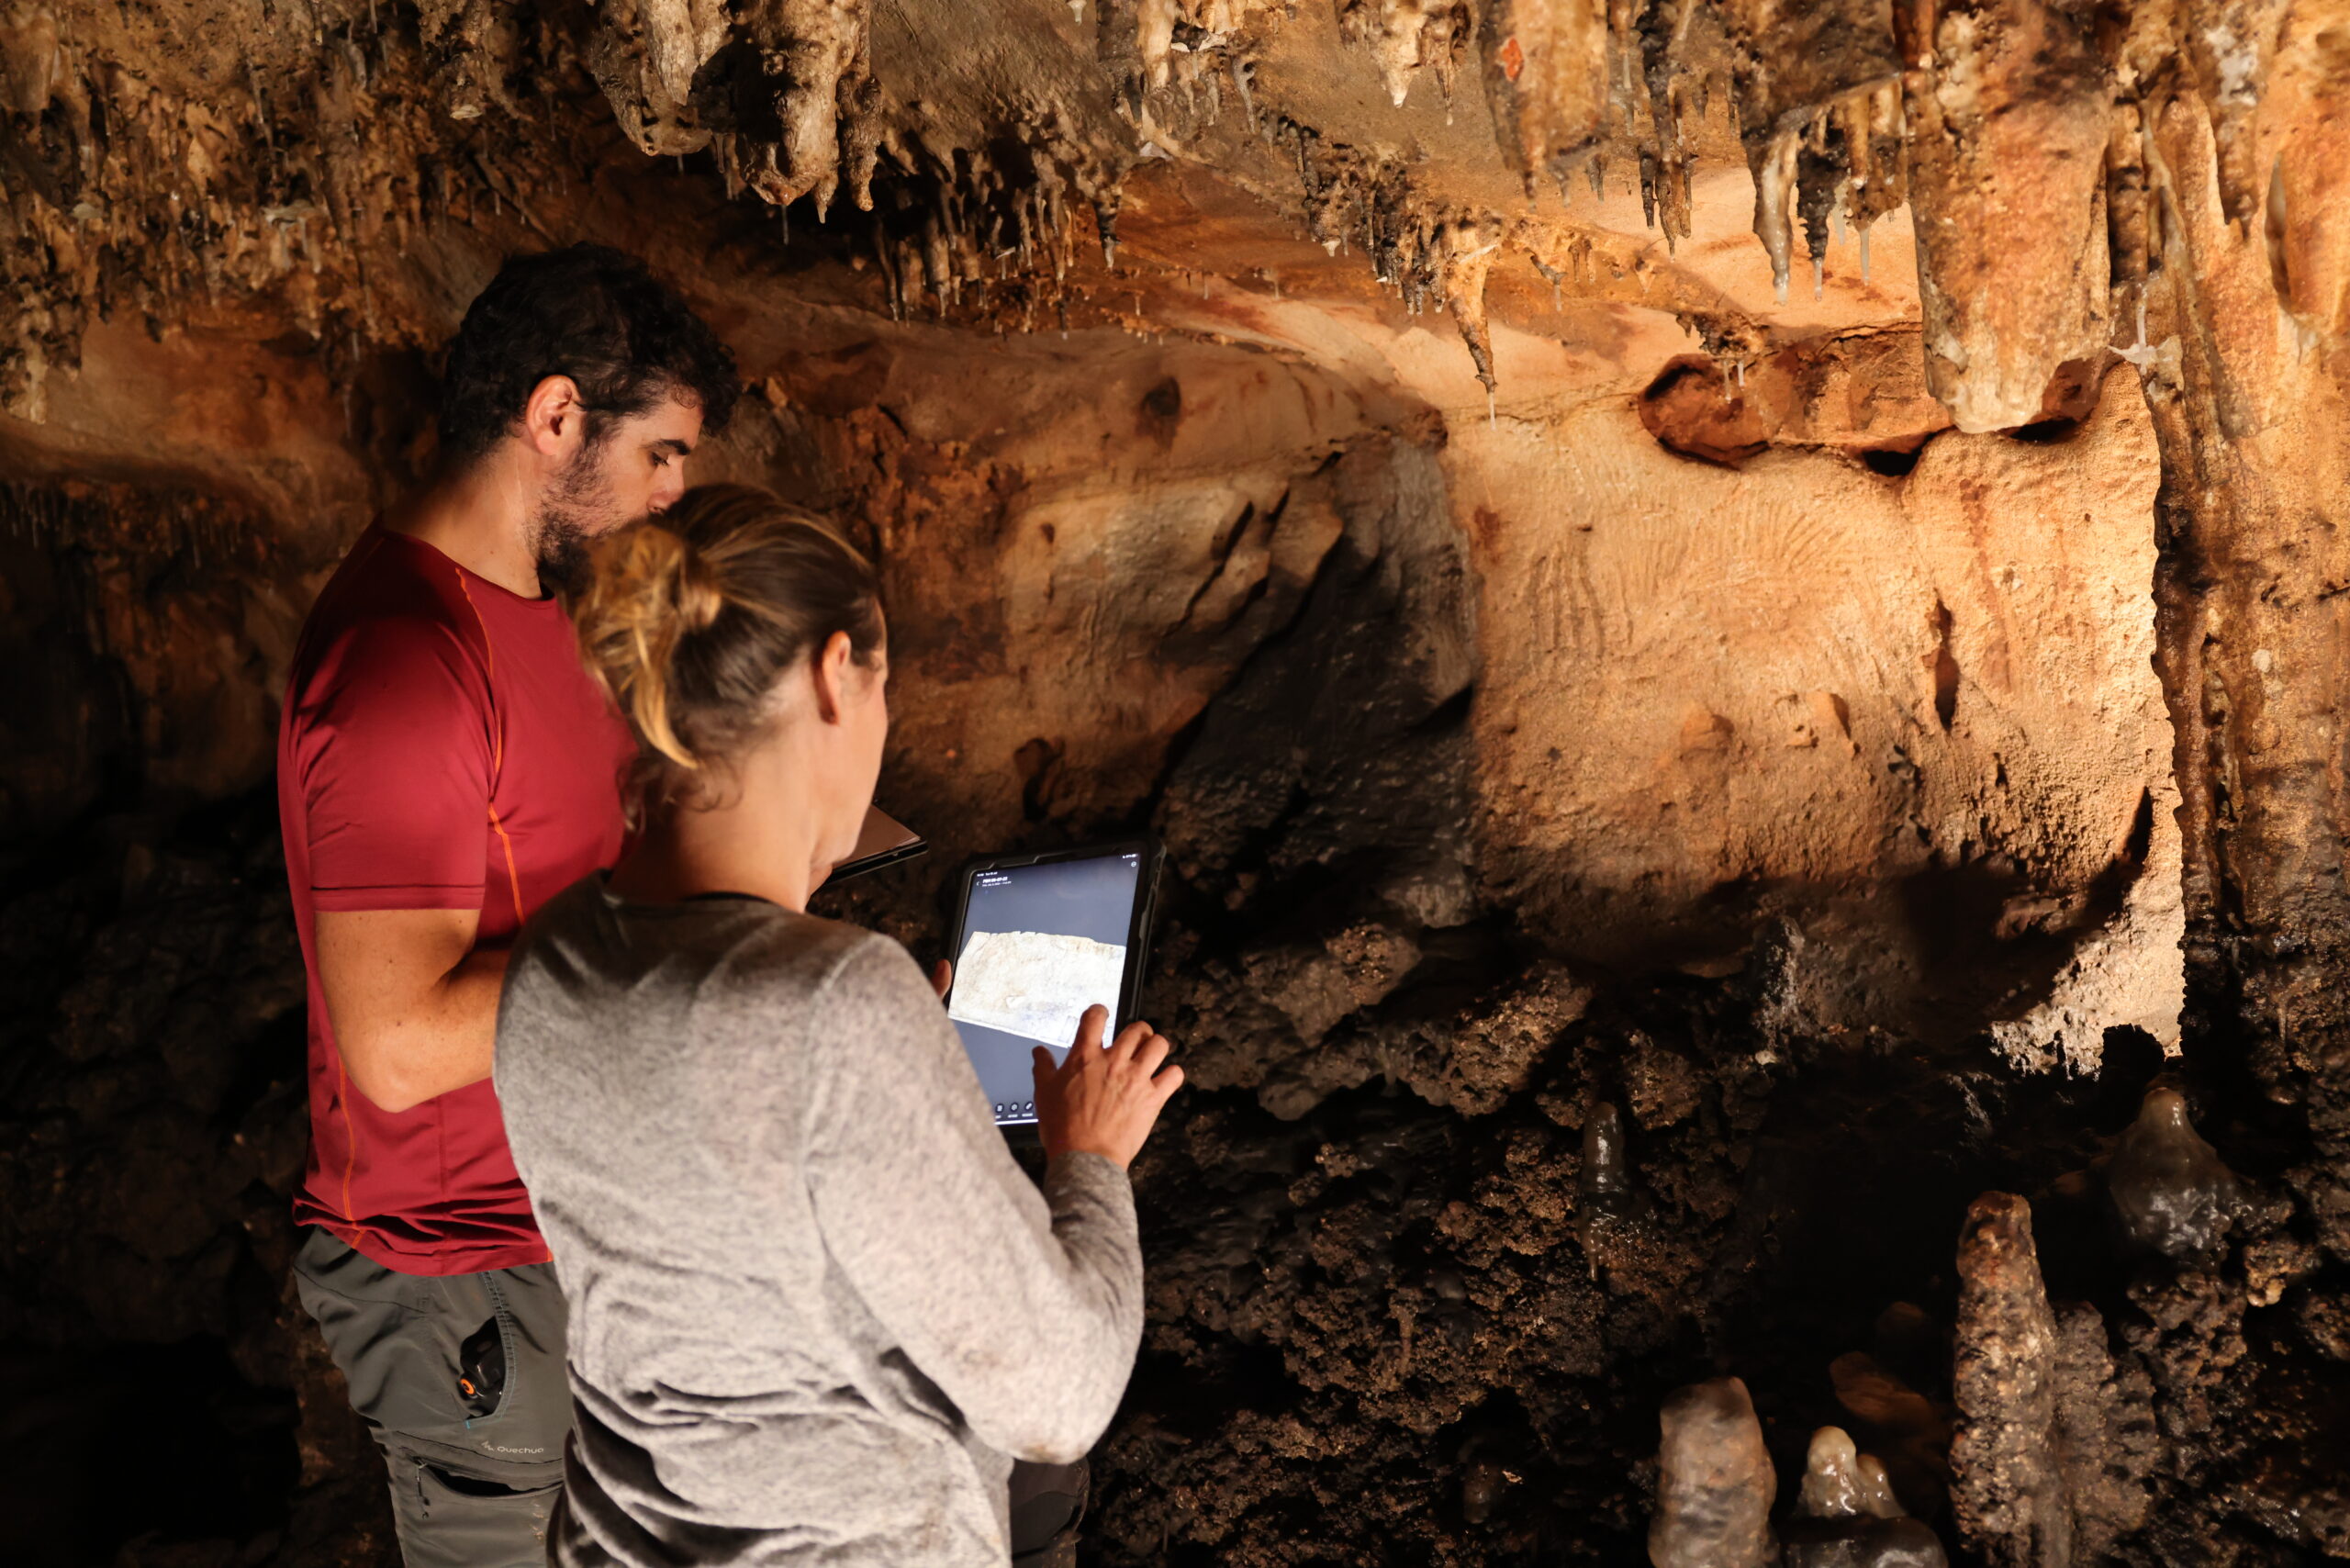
left=2106, top=1086, right=2241, bottom=1261
left=5, top=0, right=2350, bottom=1562
left=1785, top=1424, right=1951, bottom=1568
left=1650, top=1376, right=1777, bottom=1568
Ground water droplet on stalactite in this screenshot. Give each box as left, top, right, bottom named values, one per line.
left=1486, top=386, right=1495, bottom=429
left=1859, top=223, right=1871, bottom=283
left=1552, top=280, right=1561, bottom=312
left=1813, top=256, right=1824, bottom=301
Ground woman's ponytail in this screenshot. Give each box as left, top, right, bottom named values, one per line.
left=573, top=485, right=882, bottom=822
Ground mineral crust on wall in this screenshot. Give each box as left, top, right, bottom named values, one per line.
left=4, top=0, right=2350, bottom=1563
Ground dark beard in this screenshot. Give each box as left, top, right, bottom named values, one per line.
left=532, top=516, right=594, bottom=598
left=531, top=435, right=615, bottom=597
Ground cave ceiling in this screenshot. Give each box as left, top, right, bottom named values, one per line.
left=9, top=0, right=2338, bottom=436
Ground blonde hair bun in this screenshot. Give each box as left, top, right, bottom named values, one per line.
left=574, top=485, right=884, bottom=818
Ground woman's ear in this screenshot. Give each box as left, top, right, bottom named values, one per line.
left=811, top=631, right=856, bottom=724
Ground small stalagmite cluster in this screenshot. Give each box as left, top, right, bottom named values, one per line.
left=1642, top=1088, right=2290, bottom=1566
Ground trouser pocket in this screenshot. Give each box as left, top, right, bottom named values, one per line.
left=385, top=1449, right=563, bottom=1568
left=453, top=1259, right=570, bottom=1472
left=291, top=1228, right=570, bottom=1484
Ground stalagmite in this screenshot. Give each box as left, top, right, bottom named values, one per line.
left=1952, top=1194, right=2084, bottom=1568
left=2106, top=1088, right=2242, bottom=1262
left=1785, top=1426, right=1950, bottom=1568
left=1650, top=1378, right=1776, bottom=1568
left=1855, top=1457, right=1902, bottom=1520
left=1800, top=1425, right=1874, bottom=1518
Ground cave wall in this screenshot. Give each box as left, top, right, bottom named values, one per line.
left=6, top=0, right=2350, bottom=1563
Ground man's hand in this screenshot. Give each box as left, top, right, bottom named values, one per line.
left=315, top=908, right=509, bottom=1114
left=1031, top=1006, right=1183, bottom=1170
left=931, top=959, right=953, bottom=1001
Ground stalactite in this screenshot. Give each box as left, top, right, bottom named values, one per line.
left=1753, top=122, right=1799, bottom=304
left=1439, top=218, right=1500, bottom=391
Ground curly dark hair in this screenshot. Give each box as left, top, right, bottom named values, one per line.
left=437, top=245, right=741, bottom=465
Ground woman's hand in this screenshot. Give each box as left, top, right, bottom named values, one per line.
left=1032, top=1007, right=1182, bottom=1170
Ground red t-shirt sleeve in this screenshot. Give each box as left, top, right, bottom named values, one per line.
left=297, top=612, right=494, bottom=913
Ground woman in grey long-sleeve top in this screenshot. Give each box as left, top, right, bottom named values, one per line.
left=495, top=485, right=1183, bottom=1568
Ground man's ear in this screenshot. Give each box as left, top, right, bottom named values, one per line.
left=520, top=375, right=586, bottom=458
left=811, top=632, right=855, bottom=724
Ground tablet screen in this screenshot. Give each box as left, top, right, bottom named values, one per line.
left=946, top=847, right=1147, bottom=1126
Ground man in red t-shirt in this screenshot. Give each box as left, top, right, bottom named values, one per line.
left=279, top=245, right=737, bottom=1567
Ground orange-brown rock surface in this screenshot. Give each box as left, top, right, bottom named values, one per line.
left=6, top=0, right=2350, bottom=1563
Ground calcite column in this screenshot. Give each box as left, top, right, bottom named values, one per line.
left=2137, top=6, right=2350, bottom=1255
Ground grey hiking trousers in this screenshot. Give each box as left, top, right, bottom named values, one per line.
left=295, top=1227, right=1089, bottom=1567
left=294, top=1228, right=571, bottom=1568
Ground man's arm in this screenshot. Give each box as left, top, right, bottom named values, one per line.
left=296, top=610, right=506, bottom=1115
left=316, top=907, right=508, bottom=1114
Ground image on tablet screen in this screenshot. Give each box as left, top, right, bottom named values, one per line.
left=949, top=851, right=1140, bottom=1125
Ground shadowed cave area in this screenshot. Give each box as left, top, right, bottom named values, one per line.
left=6, top=1, right=2350, bottom=1564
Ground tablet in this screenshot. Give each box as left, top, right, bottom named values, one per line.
left=823, top=806, right=928, bottom=885
left=944, top=840, right=1160, bottom=1128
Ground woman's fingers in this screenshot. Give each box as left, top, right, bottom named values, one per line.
left=1067, top=1004, right=1109, bottom=1058
left=930, top=960, right=954, bottom=1001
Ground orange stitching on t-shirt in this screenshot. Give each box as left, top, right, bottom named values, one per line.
left=331, top=1052, right=375, bottom=1249
left=487, top=804, right=526, bottom=925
